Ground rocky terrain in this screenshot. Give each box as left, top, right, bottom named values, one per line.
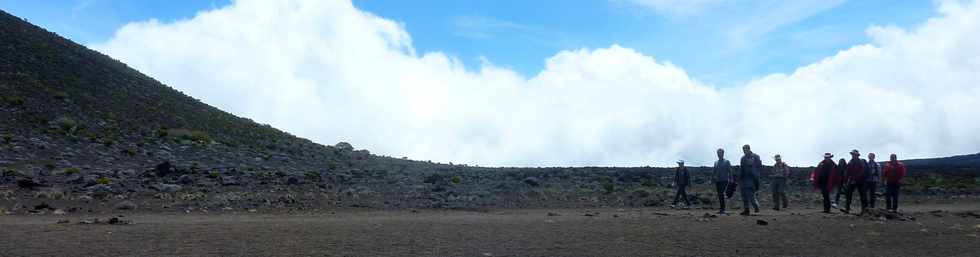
left=2, top=9, right=980, bottom=217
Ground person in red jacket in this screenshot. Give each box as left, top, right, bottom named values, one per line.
left=842, top=150, right=867, bottom=214
left=812, top=153, right=839, bottom=213
left=883, top=154, right=907, bottom=213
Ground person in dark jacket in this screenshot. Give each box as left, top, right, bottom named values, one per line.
left=671, top=160, right=691, bottom=208
left=843, top=150, right=867, bottom=214
left=883, top=154, right=907, bottom=213
left=813, top=153, right=838, bottom=213
left=712, top=149, right=734, bottom=214
left=864, top=153, right=882, bottom=209
left=833, top=158, right=847, bottom=209
left=739, top=144, right=761, bottom=215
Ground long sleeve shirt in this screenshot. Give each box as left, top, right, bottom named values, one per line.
left=712, top=159, right=733, bottom=183
left=675, top=167, right=690, bottom=186
left=771, top=162, right=790, bottom=179
left=883, top=161, right=907, bottom=185
left=865, top=161, right=882, bottom=183
left=739, top=153, right=761, bottom=189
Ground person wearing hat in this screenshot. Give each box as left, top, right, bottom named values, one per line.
left=842, top=150, right=867, bottom=214
left=812, top=153, right=839, bottom=213
left=712, top=148, right=734, bottom=214
left=864, top=153, right=882, bottom=209
left=883, top=154, right=907, bottom=213
left=770, top=154, right=790, bottom=211
left=671, top=160, right=692, bottom=208
left=738, top=144, right=762, bottom=215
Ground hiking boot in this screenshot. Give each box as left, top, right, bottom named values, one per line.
left=740, top=211, right=750, bottom=216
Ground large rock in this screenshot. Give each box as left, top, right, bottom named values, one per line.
left=114, top=200, right=137, bottom=210
left=219, top=176, right=240, bottom=186
left=152, top=183, right=182, bottom=193
left=155, top=161, right=176, bottom=177
left=335, top=142, right=354, bottom=151
left=177, top=174, right=194, bottom=184
left=523, top=177, right=542, bottom=187
left=16, top=178, right=48, bottom=189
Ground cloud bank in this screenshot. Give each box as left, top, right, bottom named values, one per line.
left=92, top=0, right=980, bottom=167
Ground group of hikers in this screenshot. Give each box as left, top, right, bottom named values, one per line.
left=670, top=144, right=908, bottom=216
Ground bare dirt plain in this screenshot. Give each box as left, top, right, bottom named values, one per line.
left=2, top=204, right=979, bottom=257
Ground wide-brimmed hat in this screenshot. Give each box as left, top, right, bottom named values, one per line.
left=677, top=160, right=685, bottom=164
left=850, top=149, right=860, bottom=155
left=824, top=153, right=833, bottom=158
left=774, top=154, right=782, bottom=160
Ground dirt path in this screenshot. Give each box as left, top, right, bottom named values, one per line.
left=1, top=204, right=979, bottom=257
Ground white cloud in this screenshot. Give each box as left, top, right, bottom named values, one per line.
left=93, top=0, right=980, bottom=167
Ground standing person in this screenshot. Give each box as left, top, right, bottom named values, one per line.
left=671, top=160, right=691, bottom=208
left=883, top=154, right=907, bottom=213
left=864, top=153, right=882, bottom=209
left=770, top=154, right=790, bottom=211
left=833, top=158, right=848, bottom=209
left=739, top=144, right=762, bottom=215
left=812, top=153, right=839, bottom=213
left=843, top=150, right=867, bottom=214
left=712, top=149, right=734, bottom=214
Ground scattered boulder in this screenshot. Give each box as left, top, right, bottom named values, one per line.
left=16, top=178, right=48, bottom=189
left=547, top=212, right=561, bottom=217
left=286, top=176, right=302, bottom=185
left=756, top=220, right=769, bottom=226
left=335, top=142, right=354, bottom=151
left=155, top=161, right=176, bottom=177
left=152, top=183, right=182, bottom=193
left=114, top=200, right=137, bottom=210
left=523, top=177, right=542, bottom=187
left=33, top=202, right=55, bottom=211
left=219, top=176, right=240, bottom=186
left=65, top=173, right=83, bottom=184
left=177, top=174, right=194, bottom=184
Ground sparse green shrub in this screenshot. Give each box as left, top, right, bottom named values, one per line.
left=96, top=177, right=111, bottom=185
left=64, top=167, right=80, bottom=174
left=123, top=148, right=137, bottom=156
left=189, top=130, right=211, bottom=143
left=52, top=90, right=68, bottom=100
left=43, top=162, right=56, bottom=170
left=209, top=170, right=220, bottom=178
left=451, top=175, right=461, bottom=184
left=53, top=116, right=79, bottom=136
left=1, top=134, right=11, bottom=143
left=165, top=128, right=211, bottom=143
left=600, top=178, right=615, bottom=194
left=327, top=160, right=339, bottom=170
left=4, top=96, right=24, bottom=106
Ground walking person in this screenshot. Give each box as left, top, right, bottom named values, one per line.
left=833, top=158, right=847, bottom=209
left=883, top=154, right=907, bottom=213
left=739, top=144, right=762, bottom=215
left=770, top=154, right=790, bottom=211
left=864, top=153, right=882, bottom=209
left=842, top=150, right=867, bottom=214
left=671, top=160, right=691, bottom=208
left=812, top=153, right=839, bottom=213
left=712, top=149, right=734, bottom=214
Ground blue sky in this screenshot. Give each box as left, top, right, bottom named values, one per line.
left=0, top=0, right=935, bottom=86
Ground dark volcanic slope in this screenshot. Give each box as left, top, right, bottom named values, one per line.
left=0, top=10, right=386, bottom=172
left=904, top=153, right=980, bottom=168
